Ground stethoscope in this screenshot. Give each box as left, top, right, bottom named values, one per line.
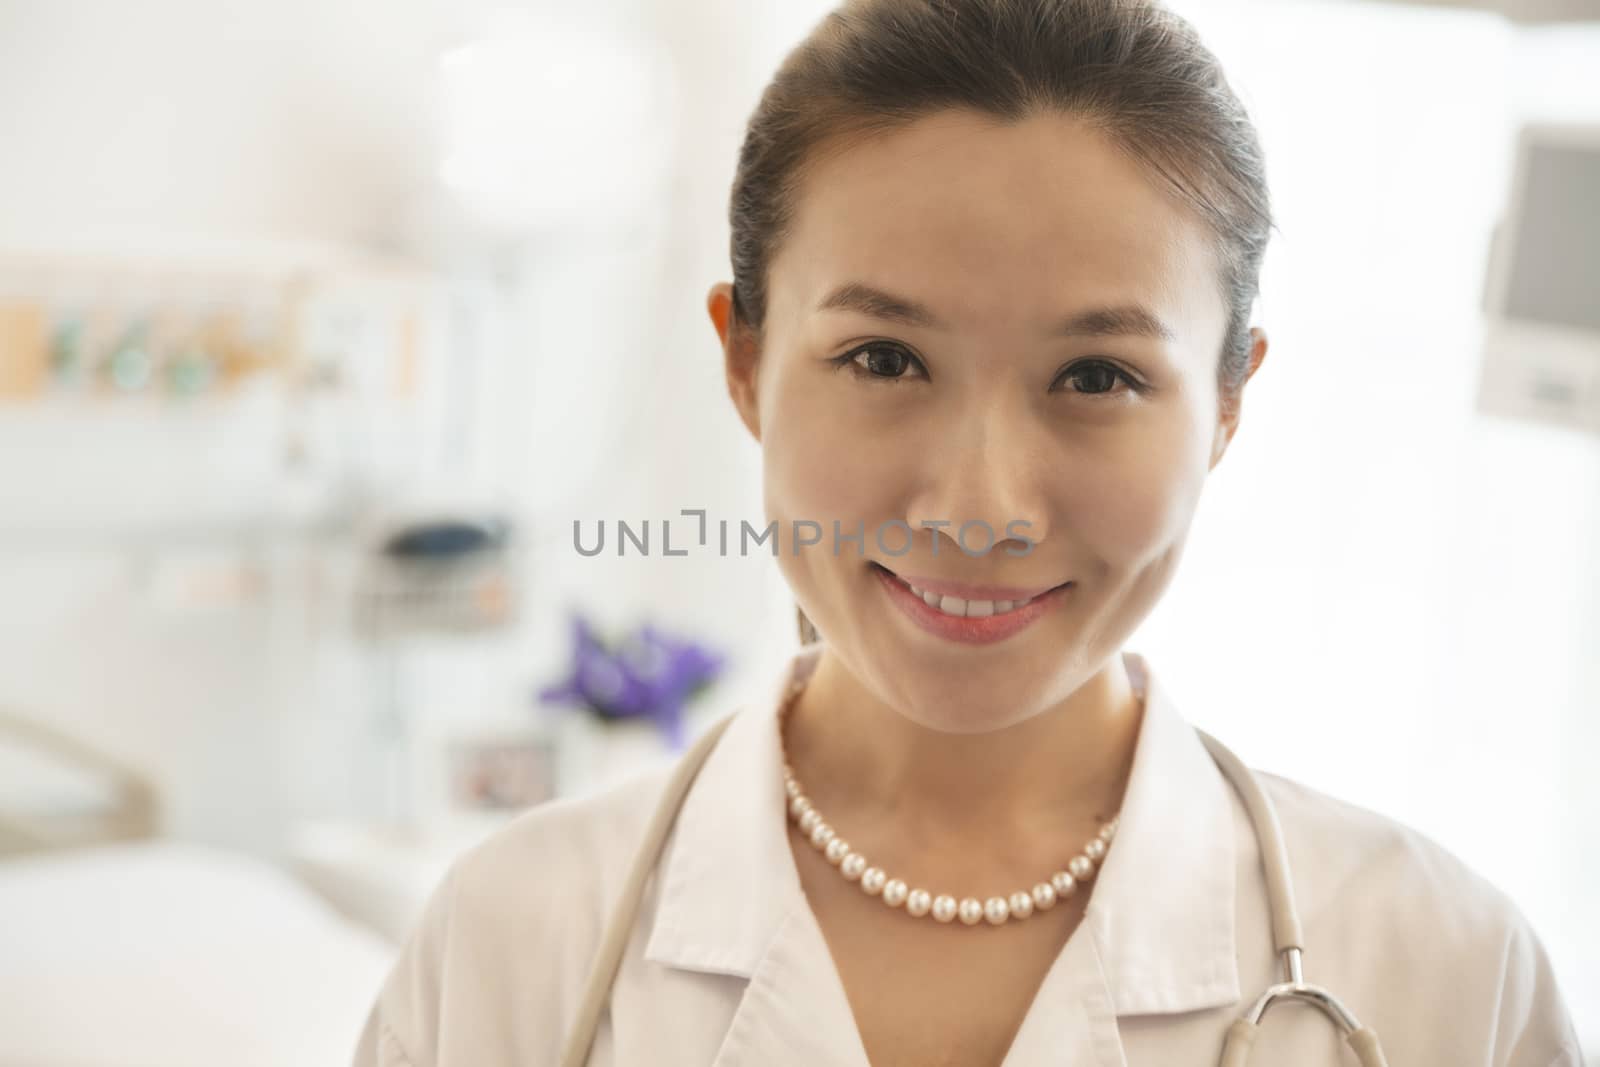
left=558, top=711, right=1391, bottom=1067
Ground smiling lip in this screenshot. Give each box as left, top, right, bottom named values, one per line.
left=873, top=563, right=1070, bottom=646
left=875, top=565, right=1067, bottom=602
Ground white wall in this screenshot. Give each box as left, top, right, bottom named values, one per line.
left=0, top=0, right=437, bottom=249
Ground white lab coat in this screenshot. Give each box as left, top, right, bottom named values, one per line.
left=353, top=645, right=1585, bottom=1066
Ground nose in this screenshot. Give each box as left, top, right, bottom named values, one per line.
left=904, top=401, right=1051, bottom=560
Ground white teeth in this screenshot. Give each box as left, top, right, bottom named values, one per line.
left=899, top=578, right=1034, bottom=618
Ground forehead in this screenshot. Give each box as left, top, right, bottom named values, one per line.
left=770, top=109, right=1223, bottom=344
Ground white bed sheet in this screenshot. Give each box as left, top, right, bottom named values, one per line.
left=0, top=839, right=395, bottom=1067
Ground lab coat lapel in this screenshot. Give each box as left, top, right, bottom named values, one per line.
left=706, top=904, right=873, bottom=1067
left=643, top=650, right=814, bottom=979
left=644, top=646, right=873, bottom=1066
left=1085, top=652, right=1242, bottom=1016
left=997, top=924, right=1129, bottom=1067
left=642, top=644, right=872, bottom=1064
left=993, top=653, right=1241, bottom=1065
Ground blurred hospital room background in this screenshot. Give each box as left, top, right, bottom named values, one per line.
left=0, top=0, right=1596, bottom=1062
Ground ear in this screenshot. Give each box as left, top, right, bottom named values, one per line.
left=708, top=282, right=762, bottom=442
left=1209, top=327, right=1268, bottom=471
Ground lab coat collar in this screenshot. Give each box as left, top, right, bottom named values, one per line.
left=642, top=647, right=807, bottom=978
left=1086, top=650, right=1241, bottom=1015
left=643, top=643, right=1241, bottom=1018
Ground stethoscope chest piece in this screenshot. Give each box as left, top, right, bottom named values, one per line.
left=1218, top=948, right=1389, bottom=1067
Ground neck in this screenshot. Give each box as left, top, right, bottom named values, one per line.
left=782, top=647, right=1144, bottom=853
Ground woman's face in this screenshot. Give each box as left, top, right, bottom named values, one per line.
left=711, top=107, right=1265, bottom=733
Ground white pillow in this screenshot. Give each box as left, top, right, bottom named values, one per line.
left=0, top=839, right=396, bottom=1067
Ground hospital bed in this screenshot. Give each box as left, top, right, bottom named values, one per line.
left=0, top=707, right=395, bottom=1067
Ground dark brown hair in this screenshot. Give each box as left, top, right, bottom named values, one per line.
left=727, top=0, right=1275, bottom=648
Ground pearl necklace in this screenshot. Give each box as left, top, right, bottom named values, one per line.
left=778, top=677, right=1120, bottom=927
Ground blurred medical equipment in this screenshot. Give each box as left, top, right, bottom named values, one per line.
left=0, top=706, right=157, bottom=857
left=1477, top=122, right=1600, bottom=439
left=354, top=508, right=522, bottom=829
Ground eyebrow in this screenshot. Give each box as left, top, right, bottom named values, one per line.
left=816, top=281, right=1177, bottom=343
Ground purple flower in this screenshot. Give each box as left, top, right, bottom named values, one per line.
left=538, top=611, right=725, bottom=751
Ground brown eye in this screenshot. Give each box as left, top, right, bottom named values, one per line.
left=862, top=346, right=906, bottom=377
left=1057, top=361, right=1135, bottom=396
left=832, top=343, right=926, bottom=382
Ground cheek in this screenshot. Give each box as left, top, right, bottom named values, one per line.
left=759, top=372, right=878, bottom=550
left=760, top=385, right=880, bottom=633
left=764, top=398, right=829, bottom=516
left=1065, top=414, right=1209, bottom=569
left=763, top=441, right=835, bottom=541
